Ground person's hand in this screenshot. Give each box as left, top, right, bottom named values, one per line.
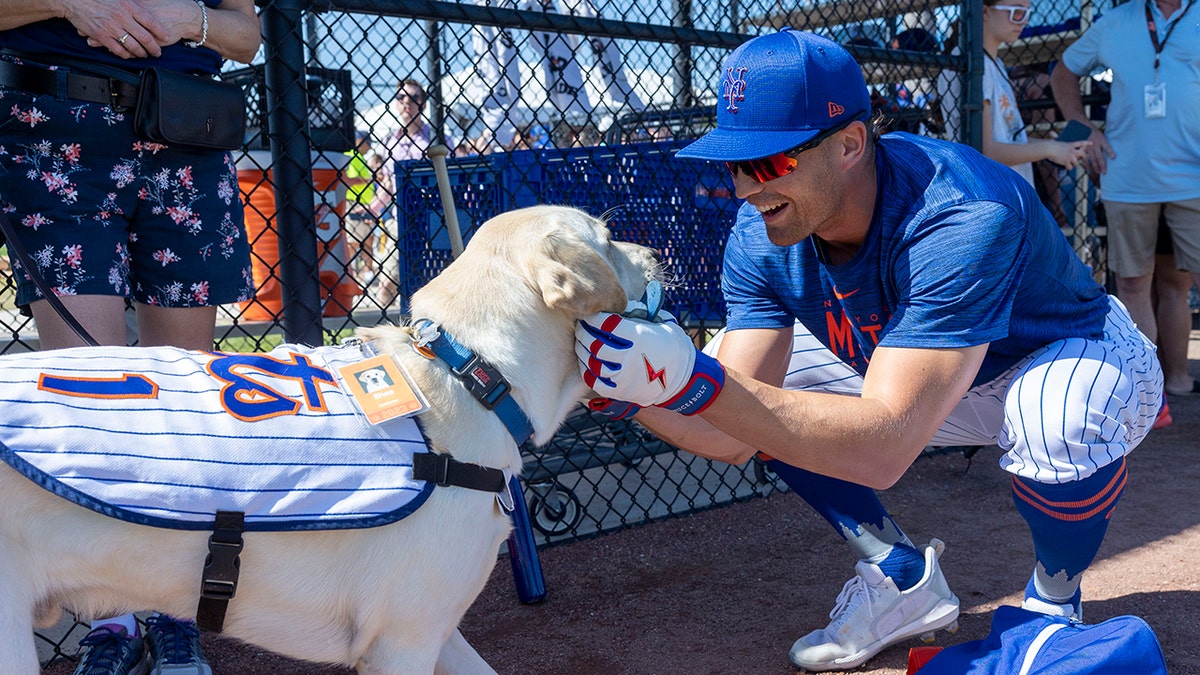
left=1078, top=125, right=1115, bottom=180
left=575, top=311, right=725, bottom=416
left=1047, top=140, right=1090, bottom=170
left=69, top=0, right=168, bottom=58
left=137, top=0, right=210, bottom=47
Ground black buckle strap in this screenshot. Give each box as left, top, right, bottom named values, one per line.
left=196, top=510, right=245, bottom=633
left=412, top=320, right=534, bottom=444
left=450, top=354, right=511, bottom=411
left=413, top=452, right=506, bottom=494
left=0, top=59, right=138, bottom=108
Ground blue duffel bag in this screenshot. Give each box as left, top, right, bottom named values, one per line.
left=917, top=605, right=1168, bottom=674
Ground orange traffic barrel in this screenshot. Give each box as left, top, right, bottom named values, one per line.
left=236, top=150, right=360, bottom=322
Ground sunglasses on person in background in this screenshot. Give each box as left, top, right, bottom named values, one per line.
left=396, top=91, right=425, bottom=104
left=725, top=118, right=858, bottom=183
left=991, top=4, right=1033, bottom=23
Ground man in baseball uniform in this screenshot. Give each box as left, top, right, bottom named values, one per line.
left=576, top=30, right=1163, bottom=672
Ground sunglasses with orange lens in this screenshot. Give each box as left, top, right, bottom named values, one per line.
left=991, top=4, right=1032, bottom=23
left=725, top=117, right=857, bottom=183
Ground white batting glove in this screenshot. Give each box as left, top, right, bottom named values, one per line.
left=575, top=311, right=725, bottom=416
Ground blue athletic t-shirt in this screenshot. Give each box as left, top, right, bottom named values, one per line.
left=0, top=1, right=225, bottom=75
left=722, top=132, right=1108, bottom=385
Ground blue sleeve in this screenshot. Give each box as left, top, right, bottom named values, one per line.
left=721, top=205, right=795, bottom=331
left=1061, top=11, right=1107, bottom=75
left=882, top=201, right=1030, bottom=349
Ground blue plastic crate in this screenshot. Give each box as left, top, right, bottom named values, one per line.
left=501, top=147, right=623, bottom=211
left=499, top=141, right=737, bottom=324
left=394, top=157, right=503, bottom=306
left=395, top=142, right=738, bottom=324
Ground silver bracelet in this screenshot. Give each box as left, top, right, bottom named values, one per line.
left=184, top=0, right=208, bottom=48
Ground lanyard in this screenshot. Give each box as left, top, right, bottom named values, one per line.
left=983, top=52, right=1024, bottom=140
left=1145, top=0, right=1194, bottom=72
left=984, top=52, right=1013, bottom=90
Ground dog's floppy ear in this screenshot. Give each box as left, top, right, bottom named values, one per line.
left=529, top=230, right=628, bottom=316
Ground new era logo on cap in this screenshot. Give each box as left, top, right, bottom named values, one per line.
left=828, top=102, right=845, bottom=117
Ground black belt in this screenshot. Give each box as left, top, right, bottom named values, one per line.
left=0, top=59, right=139, bottom=108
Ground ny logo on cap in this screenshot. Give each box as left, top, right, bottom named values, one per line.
left=724, top=67, right=748, bottom=113
left=828, top=102, right=845, bottom=117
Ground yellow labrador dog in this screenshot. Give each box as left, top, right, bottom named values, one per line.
left=0, top=205, right=660, bottom=674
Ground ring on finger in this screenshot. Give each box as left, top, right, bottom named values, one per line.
left=118, top=33, right=130, bottom=45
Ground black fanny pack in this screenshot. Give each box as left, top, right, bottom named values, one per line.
left=134, top=68, right=246, bottom=151
left=0, top=50, right=245, bottom=152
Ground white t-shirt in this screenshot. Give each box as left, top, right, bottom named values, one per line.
left=983, top=53, right=1034, bottom=185
left=938, top=48, right=1034, bottom=185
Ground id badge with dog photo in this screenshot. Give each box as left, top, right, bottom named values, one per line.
left=1145, top=82, right=1166, bottom=119
left=338, top=354, right=429, bottom=424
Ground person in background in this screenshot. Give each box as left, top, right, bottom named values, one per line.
left=939, top=0, right=1088, bottom=184
left=344, top=130, right=379, bottom=287
left=0, top=1, right=261, bottom=674
left=1011, top=62, right=1073, bottom=229
left=576, top=30, right=1161, bottom=672
left=930, top=20, right=962, bottom=141
left=1050, top=0, right=1200, bottom=404
left=1150, top=215, right=1194, bottom=429
left=369, top=79, right=434, bottom=308
left=455, top=127, right=498, bottom=156
left=573, top=122, right=602, bottom=147
left=506, top=122, right=547, bottom=151
left=371, top=78, right=434, bottom=193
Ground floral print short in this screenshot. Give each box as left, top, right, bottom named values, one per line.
left=0, top=61, right=255, bottom=309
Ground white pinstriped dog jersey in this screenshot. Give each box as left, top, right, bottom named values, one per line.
left=0, top=343, right=435, bottom=530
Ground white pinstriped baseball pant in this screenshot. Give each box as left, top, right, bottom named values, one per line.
left=706, top=296, right=1164, bottom=485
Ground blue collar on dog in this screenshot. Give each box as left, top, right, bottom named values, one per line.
left=411, top=319, right=534, bottom=446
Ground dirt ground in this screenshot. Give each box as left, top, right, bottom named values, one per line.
left=455, top=396, right=1200, bottom=675
left=45, top=350, right=1200, bottom=675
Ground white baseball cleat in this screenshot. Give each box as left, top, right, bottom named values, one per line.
left=789, top=539, right=961, bottom=672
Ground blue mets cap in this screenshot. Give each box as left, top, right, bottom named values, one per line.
left=677, top=29, right=870, bottom=162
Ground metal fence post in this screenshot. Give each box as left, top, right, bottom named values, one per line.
left=962, top=0, right=984, bottom=152
left=672, top=0, right=693, bottom=108
left=426, top=20, right=447, bottom=144
left=262, top=0, right=325, bottom=346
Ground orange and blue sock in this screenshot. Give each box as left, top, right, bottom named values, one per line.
left=1012, top=457, right=1127, bottom=606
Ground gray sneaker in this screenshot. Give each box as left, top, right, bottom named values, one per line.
left=73, top=626, right=149, bottom=675
left=143, top=616, right=212, bottom=675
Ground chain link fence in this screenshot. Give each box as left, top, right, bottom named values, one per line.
left=229, top=0, right=1121, bottom=554
left=8, top=0, right=1132, bottom=666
